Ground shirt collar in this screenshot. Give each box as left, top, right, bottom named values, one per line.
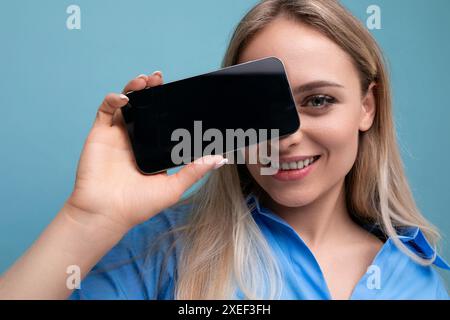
left=245, top=193, right=450, bottom=270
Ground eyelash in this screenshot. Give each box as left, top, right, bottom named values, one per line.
left=300, top=94, right=337, bottom=109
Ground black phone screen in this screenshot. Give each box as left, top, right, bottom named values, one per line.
left=121, top=56, right=300, bottom=174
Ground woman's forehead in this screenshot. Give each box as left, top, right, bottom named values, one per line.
left=238, top=16, right=359, bottom=89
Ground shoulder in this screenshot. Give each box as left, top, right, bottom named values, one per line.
left=69, top=202, right=193, bottom=300
left=377, top=227, right=449, bottom=299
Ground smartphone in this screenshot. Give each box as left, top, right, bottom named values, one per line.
left=121, top=56, right=300, bottom=175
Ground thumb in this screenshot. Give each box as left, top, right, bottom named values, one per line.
left=170, top=155, right=228, bottom=195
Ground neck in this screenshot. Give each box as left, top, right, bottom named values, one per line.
left=261, top=180, right=358, bottom=250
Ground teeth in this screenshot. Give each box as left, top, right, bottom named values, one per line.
left=271, top=156, right=318, bottom=171
left=281, top=162, right=290, bottom=170
left=271, top=161, right=279, bottom=169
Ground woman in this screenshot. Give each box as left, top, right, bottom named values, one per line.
left=0, top=0, right=448, bottom=300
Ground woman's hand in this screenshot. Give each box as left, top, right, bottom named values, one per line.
left=0, top=71, right=226, bottom=300
left=66, top=71, right=226, bottom=234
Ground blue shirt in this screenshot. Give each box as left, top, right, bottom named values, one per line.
left=69, top=194, right=449, bottom=300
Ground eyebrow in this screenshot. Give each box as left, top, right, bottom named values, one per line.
left=292, top=80, right=344, bottom=95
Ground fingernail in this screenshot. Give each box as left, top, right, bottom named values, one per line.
left=214, top=158, right=228, bottom=169
left=119, top=94, right=129, bottom=101
left=137, top=74, right=147, bottom=79
left=152, top=70, right=163, bottom=78
left=193, top=154, right=223, bottom=165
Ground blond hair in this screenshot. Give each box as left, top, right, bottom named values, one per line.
left=165, top=0, right=440, bottom=299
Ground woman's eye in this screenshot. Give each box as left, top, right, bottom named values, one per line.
left=301, top=95, right=336, bottom=109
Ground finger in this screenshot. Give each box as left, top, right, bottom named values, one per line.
left=122, top=76, right=148, bottom=94
left=122, top=71, right=164, bottom=94
left=95, top=93, right=129, bottom=127
left=169, top=155, right=228, bottom=197
left=146, top=71, right=164, bottom=87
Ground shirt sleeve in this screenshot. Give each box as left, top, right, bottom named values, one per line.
left=68, top=206, right=188, bottom=300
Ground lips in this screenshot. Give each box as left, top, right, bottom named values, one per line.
left=261, top=155, right=321, bottom=181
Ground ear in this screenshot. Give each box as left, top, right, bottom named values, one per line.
left=359, top=82, right=377, bottom=132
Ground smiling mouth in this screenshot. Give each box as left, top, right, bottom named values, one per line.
left=262, top=155, right=321, bottom=171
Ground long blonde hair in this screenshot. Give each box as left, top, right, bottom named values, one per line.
left=165, top=0, right=440, bottom=299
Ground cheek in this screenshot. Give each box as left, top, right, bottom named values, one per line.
left=309, top=107, right=360, bottom=178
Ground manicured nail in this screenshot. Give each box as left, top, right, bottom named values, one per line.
left=119, top=94, right=129, bottom=101
left=137, top=74, right=147, bottom=79
left=193, top=154, right=223, bottom=166
left=214, top=158, right=228, bottom=169
left=152, top=70, right=163, bottom=78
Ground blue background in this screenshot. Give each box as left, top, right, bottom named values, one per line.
left=1, top=0, right=449, bottom=288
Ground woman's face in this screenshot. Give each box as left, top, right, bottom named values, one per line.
left=239, top=15, right=376, bottom=208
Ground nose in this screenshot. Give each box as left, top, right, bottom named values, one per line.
left=278, top=127, right=303, bottom=151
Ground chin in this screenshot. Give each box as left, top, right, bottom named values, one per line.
left=264, top=187, right=318, bottom=208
